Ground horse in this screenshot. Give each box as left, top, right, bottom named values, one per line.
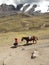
left=21, top=36, right=38, bottom=44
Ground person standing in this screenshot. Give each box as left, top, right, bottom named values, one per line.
left=13, top=38, right=18, bottom=47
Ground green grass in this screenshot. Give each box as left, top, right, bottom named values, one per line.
left=0, top=13, right=49, bottom=32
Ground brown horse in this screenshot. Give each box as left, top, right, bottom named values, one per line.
left=21, top=36, right=38, bottom=44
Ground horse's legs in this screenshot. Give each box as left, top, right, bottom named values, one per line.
left=35, top=40, right=37, bottom=44
left=33, top=40, right=34, bottom=44
left=26, top=41, right=28, bottom=44
left=33, top=40, right=37, bottom=44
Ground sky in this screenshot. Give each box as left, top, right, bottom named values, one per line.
left=0, top=0, right=49, bottom=13
left=0, top=0, right=49, bottom=5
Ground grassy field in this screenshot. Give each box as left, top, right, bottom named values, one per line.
left=0, top=13, right=49, bottom=32
left=0, top=29, right=49, bottom=46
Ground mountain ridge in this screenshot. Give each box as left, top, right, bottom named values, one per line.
left=0, top=3, right=49, bottom=17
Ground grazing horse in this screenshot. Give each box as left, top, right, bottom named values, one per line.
left=21, top=36, right=38, bottom=44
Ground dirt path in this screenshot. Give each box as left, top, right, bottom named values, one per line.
left=0, top=39, right=49, bottom=65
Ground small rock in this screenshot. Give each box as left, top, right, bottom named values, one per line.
left=31, top=50, right=39, bottom=59
left=22, top=48, right=25, bottom=50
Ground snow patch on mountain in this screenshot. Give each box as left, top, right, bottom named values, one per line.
left=25, top=4, right=33, bottom=12
left=35, top=1, right=49, bottom=13
left=20, top=3, right=29, bottom=11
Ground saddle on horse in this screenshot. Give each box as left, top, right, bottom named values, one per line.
left=29, top=36, right=35, bottom=40
left=28, top=36, right=32, bottom=39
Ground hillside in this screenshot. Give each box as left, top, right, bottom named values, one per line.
left=0, top=13, right=49, bottom=33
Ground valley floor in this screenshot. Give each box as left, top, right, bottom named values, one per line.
left=0, top=39, right=49, bottom=65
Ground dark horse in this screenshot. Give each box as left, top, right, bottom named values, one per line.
left=21, top=36, right=38, bottom=44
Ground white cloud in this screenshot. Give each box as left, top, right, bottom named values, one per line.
left=35, top=1, right=49, bottom=13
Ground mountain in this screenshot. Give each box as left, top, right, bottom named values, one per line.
left=0, top=4, right=17, bottom=17
left=0, top=3, right=38, bottom=16
left=20, top=3, right=30, bottom=12
left=20, top=3, right=37, bottom=14
left=24, top=4, right=37, bottom=14
left=19, top=3, right=49, bottom=14
left=16, top=4, right=23, bottom=11
left=0, top=3, right=49, bottom=17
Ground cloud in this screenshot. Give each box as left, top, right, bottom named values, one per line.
left=0, top=0, right=49, bottom=5
left=0, top=0, right=40, bottom=7
left=14, top=0, right=41, bottom=4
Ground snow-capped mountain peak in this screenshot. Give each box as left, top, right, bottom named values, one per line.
left=20, top=3, right=29, bottom=11
left=25, top=4, right=33, bottom=12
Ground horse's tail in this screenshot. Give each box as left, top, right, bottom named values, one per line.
left=36, top=37, right=38, bottom=40
left=33, top=36, right=38, bottom=40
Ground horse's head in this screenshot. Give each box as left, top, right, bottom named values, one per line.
left=21, top=37, right=23, bottom=41
left=21, top=37, right=28, bottom=42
